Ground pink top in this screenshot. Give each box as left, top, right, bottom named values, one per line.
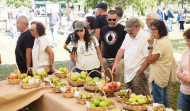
left=177, top=49, right=190, bottom=95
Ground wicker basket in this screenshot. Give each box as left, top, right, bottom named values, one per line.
left=20, top=79, right=42, bottom=89
left=8, top=79, right=21, bottom=85
left=55, top=73, right=67, bottom=78
left=63, top=91, right=75, bottom=98
left=114, top=90, right=133, bottom=103
left=87, top=89, right=116, bottom=111
left=68, top=66, right=86, bottom=87
left=75, top=97, right=91, bottom=105
left=52, top=87, right=61, bottom=93
left=84, top=70, right=104, bottom=92
left=123, top=85, right=153, bottom=111
left=99, top=68, right=121, bottom=97
left=45, top=81, right=50, bottom=86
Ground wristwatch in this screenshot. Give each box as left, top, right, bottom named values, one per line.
left=49, top=65, right=53, bottom=67
left=148, top=46, right=153, bottom=50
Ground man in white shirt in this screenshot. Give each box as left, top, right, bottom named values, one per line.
left=112, top=18, right=150, bottom=95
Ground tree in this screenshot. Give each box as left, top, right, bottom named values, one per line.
left=6, top=0, right=31, bottom=8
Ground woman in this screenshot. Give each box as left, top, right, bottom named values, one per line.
left=177, top=28, right=190, bottom=111
left=30, top=21, right=55, bottom=74
left=70, top=21, right=105, bottom=78
left=147, top=20, right=173, bottom=107
left=84, top=16, right=96, bottom=36
left=64, top=20, right=78, bottom=71
left=179, top=9, right=186, bottom=32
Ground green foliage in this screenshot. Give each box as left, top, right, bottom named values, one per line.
left=6, top=0, right=31, bottom=8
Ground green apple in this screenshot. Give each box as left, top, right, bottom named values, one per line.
left=99, top=101, right=106, bottom=107
left=138, top=99, right=146, bottom=104
left=87, top=77, right=93, bottom=83
left=91, top=96, right=99, bottom=102
left=40, top=71, right=47, bottom=77
left=106, top=100, right=112, bottom=106
left=93, top=77, right=100, bottom=82
left=34, top=75, right=40, bottom=79
left=90, top=104, right=96, bottom=108
left=129, top=98, right=136, bottom=103
left=34, top=71, right=38, bottom=75
left=80, top=71, right=87, bottom=79
left=93, top=99, right=100, bottom=106
left=130, top=93, right=136, bottom=98
left=63, top=67, right=68, bottom=73
left=19, top=75, right=24, bottom=79
left=70, top=74, right=78, bottom=81
left=22, top=79, right=28, bottom=83
left=135, top=95, right=142, bottom=101
left=100, top=96, right=106, bottom=102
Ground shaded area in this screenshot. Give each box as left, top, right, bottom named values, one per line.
left=0, top=60, right=69, bottom=81
left=171, top=39, right=187, bottom=53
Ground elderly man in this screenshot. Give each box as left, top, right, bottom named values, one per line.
left=15, top=16, right=35, bottom=74
left=146, top=12, right=160, bottom=34
left=112, top=18, right=150, bottom=95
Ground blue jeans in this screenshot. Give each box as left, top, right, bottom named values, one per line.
left=50, top=25, right=58, bottom=46
left=168, top=18, right=173, bottom=31
left=152, top=81, right=170, bottom=107
left=177, top=91, right=190, bottom=111
left=69, top=59, right=76, bottom=72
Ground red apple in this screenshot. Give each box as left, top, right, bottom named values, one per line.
left=8, top=75, right=13, bottom=79
left=108, top=83, right=113, bottom=89
left=113, top=82, right=118, bottom=89
left=12, top=75, right=18, bottom=79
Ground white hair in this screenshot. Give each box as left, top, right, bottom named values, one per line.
left=148, top=12, right=160, bottom=20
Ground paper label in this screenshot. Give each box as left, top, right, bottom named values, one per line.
left=44, top=78, right=49, bottom=82
left=86, top=101, right=90, bottom=108
left=55, top=70, right=61, bottom=73
left=75, top=72, right=81, bottom=77
left=35, top=79, right=40, bottom=83
left=60, top=87, right=66, bottom=92
left=74, top=91, right=79, bottom=97
left=28, top=78, right=34, bottom=84
left=96, top=82, right=101, bottom=85
left=37, top=68, right=44, bottom=74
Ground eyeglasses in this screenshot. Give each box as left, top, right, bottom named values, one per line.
left=76, top=30, right=83, bottom=32
left=30, top=28, right=35, bottom=32
left=108, top=19, right=116, bottom=21
left=150, top=28, right=158, bottom=32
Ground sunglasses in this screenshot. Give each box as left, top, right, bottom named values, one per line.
left=108, top=19, right=116, bottom=21
left=29, top=28, right=34, bottom=32
left=76, top=30, right=83, bottom=32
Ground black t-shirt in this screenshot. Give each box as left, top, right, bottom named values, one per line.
left=95, top=15, right=108, bottom=29
left=15, top=30, right=35, bottom=71
left=65, top=33, right=74, bottom=45
left=100, top=24, right=127, bottom=58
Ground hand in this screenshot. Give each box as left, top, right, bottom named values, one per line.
left=147, top=36, right=154, bottom=46
left=112, top=64, right=118, bottom=74
left=181, top=74, right=190, bottom=84
left=138, top=69, right=143, bottom=75
left=27, top=67, right=33, bottom=76
left=101, top=68, right=106, bottom=74
left=50, top=67, right=55, bottom=73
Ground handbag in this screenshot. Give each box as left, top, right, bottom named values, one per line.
left=167, top=57, right=180, bottom=87
left=37, top=39, right=50, bottom=73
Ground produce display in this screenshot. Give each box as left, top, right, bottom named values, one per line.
left=63, top=86, right=78, bottom=92
left=68, top=71, right=87, bottom=86
left=58, top=67, right=69, bottom=74
left=21, top=76, right=40, bottom=84
left=8, top=72, right=27, bottom=85
left=126, top=93, right=152, bottom=105
left=62, top=86, right=78, bottom=98
left=75, top=92, right=95, bottom=104
left=98, top=81, right=121, bottom=90
left=86, top=77, right=104, bottom=85
left=53, top=82, right=67, bottom=87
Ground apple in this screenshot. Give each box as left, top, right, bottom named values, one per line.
left=63, top=67, right=68, bottom=73
left=91, top=96, right=99, bottom=102
left=106, top=100, right=112, bottom=106
left=8, top=75, right=13, bottom=79
left=130, top=93, right=136, bottom=98
left=70, top=74, right=78, bottom=81
left=135, top=95, right=142, bottom=101
left=81, top=73, right=87, bottom=80
left=107, top=83, right=113, bottom=89
left=87, top=77, right=93, bottom=83
left=138, top=99, right=146, bottom=104
left=22, top=79, right=28, bottom=83
left=93, top=77, right=100, bottom=82
left=13, top=75, right=18, bottom=79
left=100, top=96, right=106, bottom=102
left=23, top=74, right=27, bottom=78
left=99, top=101, right=106, bottom=107
left=129, top=98, right=136, bottom=103
left=14, top=70, right=20, bottom=74
left=113, top=82, right=118, bottom=89
left=34, top=75, right=40, bottom=79
left=19, top=75, right=24, bottom=79
left=90, top=104, right=96, bottom=108
left=93, top=99, right=100, bottom=106
left=40, top=71, right=47, bottom=77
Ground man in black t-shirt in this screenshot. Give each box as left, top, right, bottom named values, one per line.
left=15, top=16, right=35, bottom=74
left=95, top=2, right=108, bottom=42
left=100, top=10, right=127, bottom=88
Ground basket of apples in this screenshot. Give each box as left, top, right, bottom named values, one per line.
left=20, top=75, right=42, bottom=89
left=123, top=85, right=153, bottom=111
left=52, top=82, right=67, bottom=93
left=61, top=86, right=78, bottom=98
left=86, top=89, right=116, bottom=111
left=33, top=68, right=48, bottom=82
left=84, top=70, right=104, bottom=92
left=114, top=89, right=133, bottom=103
left=8, top=71, right=27, bottom=85
left=55, top=67, right=68, bottom=78
left=68, top=66, right=87, bottom=87
left=75, top=91, right=95, bottom=105
left=99, top=68, right=121, bottom=97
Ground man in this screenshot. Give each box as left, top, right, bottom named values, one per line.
left=115, top=7, right=125, bottom=26
left=157, top=6, right=164, bottom=21
left=15, top=16, right=35, bottom=74
left=101, top=10, right=127, bottom=88
left=95, top=2, right=108, bottom=41
left=49, top=9, right=60, bottom=47
left=112, top=18, right=150, bottom=95
left=146, top=12, right=160, bottom=35
left=168, top=6, right=175, bottom=32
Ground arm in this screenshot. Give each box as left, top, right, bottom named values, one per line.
left=45, top=46, right=55, bottom=72
left=26, top=48, right=32, bottom=69
left=70, top=52, right=77, bottom=62
left=95, top=28, right=100, bottom=41
left=139, top=57, right=149, bottom=74
left=101, top=41, right=105, bottom=57
left=112, top=48, right=124, bottom=74
left=96, top=46, right=105, bottom=73
left=64, top=43, right=71, bottom=53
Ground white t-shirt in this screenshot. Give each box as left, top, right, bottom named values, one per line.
left=76, top=37, right=100, bottom=70
left=32, top=36, right=50, bottom=70
left=120, top=28, right=149, bottom=83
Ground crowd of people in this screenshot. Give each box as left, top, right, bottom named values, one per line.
left=2, top=2, right=190, bottom=110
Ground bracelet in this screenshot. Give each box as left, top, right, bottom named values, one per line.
left=49, top=65, right=53, bottom=67
left=148, top=46, right=153, bottom=50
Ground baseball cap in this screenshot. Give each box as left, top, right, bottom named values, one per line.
left=75, top=21, right=85, bottom=31
left=96, top=2, right=108, bottom=9
left=125, top=18, right=141, bottom=31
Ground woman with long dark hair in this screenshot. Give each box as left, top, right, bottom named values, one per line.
left=70, top=21, right=105, bottom=78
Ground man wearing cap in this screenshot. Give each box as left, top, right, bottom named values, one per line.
left=112, top=17, right=150, bottom=95
left=101, top=10, right=127, bottom=88
left=95, top=2, right=108, bottom=41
